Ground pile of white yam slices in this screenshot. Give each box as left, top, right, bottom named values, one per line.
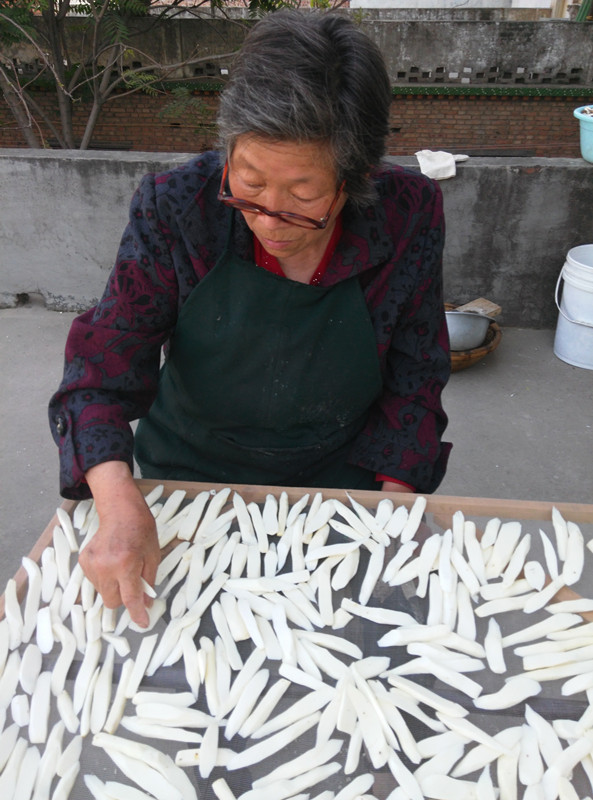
left=1, top=486, right=593, bottom=800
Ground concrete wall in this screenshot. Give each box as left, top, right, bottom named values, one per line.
left=9, top=17, right=593, bottom=87
left=1, top=150, right=592, bottom=327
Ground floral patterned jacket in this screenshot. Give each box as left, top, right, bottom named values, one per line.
left=49, top=151, right=452, bottom=499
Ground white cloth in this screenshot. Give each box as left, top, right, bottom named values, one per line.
left=415, top=150, right=469, bottom=180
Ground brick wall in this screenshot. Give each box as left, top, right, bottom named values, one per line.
left=1, top=89, right=591, bottom=157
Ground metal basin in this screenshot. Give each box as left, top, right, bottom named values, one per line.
left=445, top=310, right=492, bottom=351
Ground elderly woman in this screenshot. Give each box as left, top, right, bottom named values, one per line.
left=49, top=11, right=451, bottom=625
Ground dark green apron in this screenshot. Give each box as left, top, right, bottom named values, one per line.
left=135, top=232, right=382, bottom=490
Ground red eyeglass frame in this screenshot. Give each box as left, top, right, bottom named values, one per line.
left=217, top=160, right=346, bottom=230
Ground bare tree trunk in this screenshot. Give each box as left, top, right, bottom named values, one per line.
left=42, top=3, right=75, bottom=147
left=0, top=67, right=41, bottom=147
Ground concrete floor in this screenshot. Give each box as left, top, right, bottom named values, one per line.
left=1, top=298, right=592, bottom=591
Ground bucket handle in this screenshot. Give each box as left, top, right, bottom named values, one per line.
left=555, top=270, right=593, bottom=328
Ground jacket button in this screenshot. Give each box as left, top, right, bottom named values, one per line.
left=54, top=415, right=67, bottom=436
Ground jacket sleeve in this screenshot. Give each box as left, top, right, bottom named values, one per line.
left=349, top=178, right=452, bottom=493
left=48, top=172, right=181, bottom=499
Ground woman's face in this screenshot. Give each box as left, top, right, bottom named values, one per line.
left=227, top=136, right=347, bottom=269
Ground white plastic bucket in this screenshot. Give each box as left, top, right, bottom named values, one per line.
left=553, top=244, right=593, bottom=370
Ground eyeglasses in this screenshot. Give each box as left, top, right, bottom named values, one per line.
left=217, top=160, right=345, bottom=230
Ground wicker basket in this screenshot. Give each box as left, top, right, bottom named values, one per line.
left=445, top=303, right=502, bottom=372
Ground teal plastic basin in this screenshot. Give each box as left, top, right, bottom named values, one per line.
left=574, top=106, right=593, bottom=164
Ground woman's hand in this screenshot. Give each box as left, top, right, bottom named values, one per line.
left=80, top=461, right=160, bottom=628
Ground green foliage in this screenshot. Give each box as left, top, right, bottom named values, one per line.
left=121, top=67, right=160, bottom=95
left=246, top=0, right=301, bottom=19
left=158, top=84, right=215, bottom=135
left=0, top=0, right=36, bottom=45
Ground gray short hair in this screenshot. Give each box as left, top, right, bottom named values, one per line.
left=217, top=11, right=391, bottom=208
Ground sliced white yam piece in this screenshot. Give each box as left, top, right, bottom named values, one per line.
left=484, top=520, right=522, bottom=579
left=101, top=746, right=184, bottom=800
left=254, top=689, right=333, bottom=740
left=502, top=613, right=583, bottom=648
left=159, top=554, right=191, bottom=604
left=519, top=657, right=593, bottom=683
left=341, top=597, right=417, bottom=627
left=182, top=571, right=228, bottom=628
left=239, top=678, right=291, bottom=739
left=11, top=693, right=29, bottom=726
left=522, top=642, right=593, bottom=670
left=378, top=622, right=449, bottom=648
left=524, top=575, right=567, bottom=614
left=426, top=571, right=443, bottom=626
left=175, top=748, right=232, bottom=769
left=104, top=781, right=162, bottom=800
left=413, top=533, right=441, bottom=598
left=30, top=720, right=64, bottom=800
left=120, top=716, right=203, bottom=743
left=197, top=721, right=218, bottom=779
left=561, top=670, right=593, bottom=695
left=262, top=493, right=280, bottom=536
left=464, top=521, right=487, bottom=586
left=21, top=557, right=42, bottom=643
left=503, top=534, right=532, bottom=587
left=90, top=644, right=114, bottom=734
left=227, top=711, right=321, bottom=771
left=81, top=575, right=96, bottom=612
left=229, top=542, right=248, bottom=579
left=551, top=506, right=569, bottom=561
left=450, top=545, right=481, bottom=599
left=145, top=617, right=184, bottom=676
left=413, top=742, right=466, bottom=783
left=359, top=543, right=385, bottom=605
left=56, top=734, right=82, bottom=778
left=200, top=636, right=219, bottom=718
left=212, top=778, right=237, bottom=800
left=83, top=773, right=112, bottom=799
left=155, top=542, right=190, bottom=586
left=238, top=763, right=341, bottom=800
left=0, top=736, right=27, bottom=798
left=177, top=491, right=209, bottom=541
left=561, top=521, right=585, bottom=586
left=539, top=529, right=560, bottom=580
left=477, top=767, right=499, bottom=800
left=393, top=656, right=483, bottom=699
left=418, top=730, right=471, bottom=760
left=155, top=488, right=186, bottom=525
left=285, top=586, right=323, bottom=629
left=73, top=638, right=102, bottom=713
left=218, top=646, right=266, bottom=718
left=344, top=724, right=363, bottom=775
left=13, top=744, right=41, bottom=800
left=277, top=490, right=289, bottom=535
left=480, top=579, right=533, bottom=602
left=211, top=601, right=243, bottom=671
left=80, top=665, right=100, bottom=738
left=60, top=563, right=85, bottom=622
left=56, top=689, right=79, bottom=734
left=68, top=604, right=86, bottom=653
left=437, top=712, right=512, bottom=754
left=236, top=597, right=264, bottom=650
left=96, top=732, right=197, bottom=800
left=0, top=618, right=8, bottom=677
left=124, top=633, right=158, bottom=699
left=332, top=607, right=352, bottom=629
left=375, top=497, right=394, bottom=527
left=246, top=501, right=268, bottom=554
left=246, top=542, right=262, bottom=579
left=132, top=690, right=195, bottom=707
left=346, top=493, right=388, bottom=541
left=232, top=491, right=256, bottom=545
left=305, top=540, right=360, bottom=566
left=518, top=723, right=544, bottom=786
left=557, top=777, right=581, bottom=800
left=0, top=649, right=21, bottom=711
left=29, top=670, right=52, bottom=744
left=385, top=504, right=408, bottom=539
left=334, top=499, right=374, bottom=538
left=224, top=668, right=269, bottom=741
left=215, top=636, right=231, bottom=713
left=51, top=623, right=77, bottom=696
left=0, top=722, right=19, bottom=771
left=279, top=663, right=326, bottom=692
left=437, top=630, right=486, bottom=659
left=85, top=594, right=104, bottom=644
left=498, top=748, right=520, bottom=800
left=387, top=674, right=468, bottom=718
left=72, top=497, right=93, bottom=531
left=296, top=629, right=363, bottom=660
left=474, top=677, right=541, bottom=710
left=101, top=632, right=130, bottom=658
left=405, top=643, right=483, bottom=673
left=480, top=517, right=501, bottom=550
left=451, top=509, right=465, bottom=551
left=326, top=548, right=357, bottom=594
left=299, top=639, right=349, bottom=682
left=475, top=593, right=538, bottom=618
left=438, top=529, right=455, bottom=593
left=254, top=739, right=344, bottom=788
left=212, top=530, right=241, bottom=579
left=484, top=617, right=506, bottom=674
left=383, top=541, right=419, bottom=585
left=387, top=751, right=423, bottom=800
left=53, top=525, right=72, bottom=588
left=399, top=495, right=427, bottom=543
left=420, top=774, right=478, bottom=800
left=314, top=561, right=335, bottom=627
left=4, top=579, right=23, bottom=650
left=381, top=685, right=447, bottom=734
left=19, top=643, right=42, bottom=695
left=524, top=560, right=546, bottom=592
left=451, top=726, right=523, bottom=777
left=456, top=581, right=476, bottom=641
left=178, top=630, right=200, bottom=699
left=40, top=547, right=58, bottom=604
left=56, top=506, right=78, bottom=552
left=256, top=617, right=283, bottom=661
left=135, top=702, right=215, bottom=729
left=264, top=544, right=278, bottom=577
left=524, top=705, right=563, bottom=769
left=547, top=598, right=593, bottom=614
